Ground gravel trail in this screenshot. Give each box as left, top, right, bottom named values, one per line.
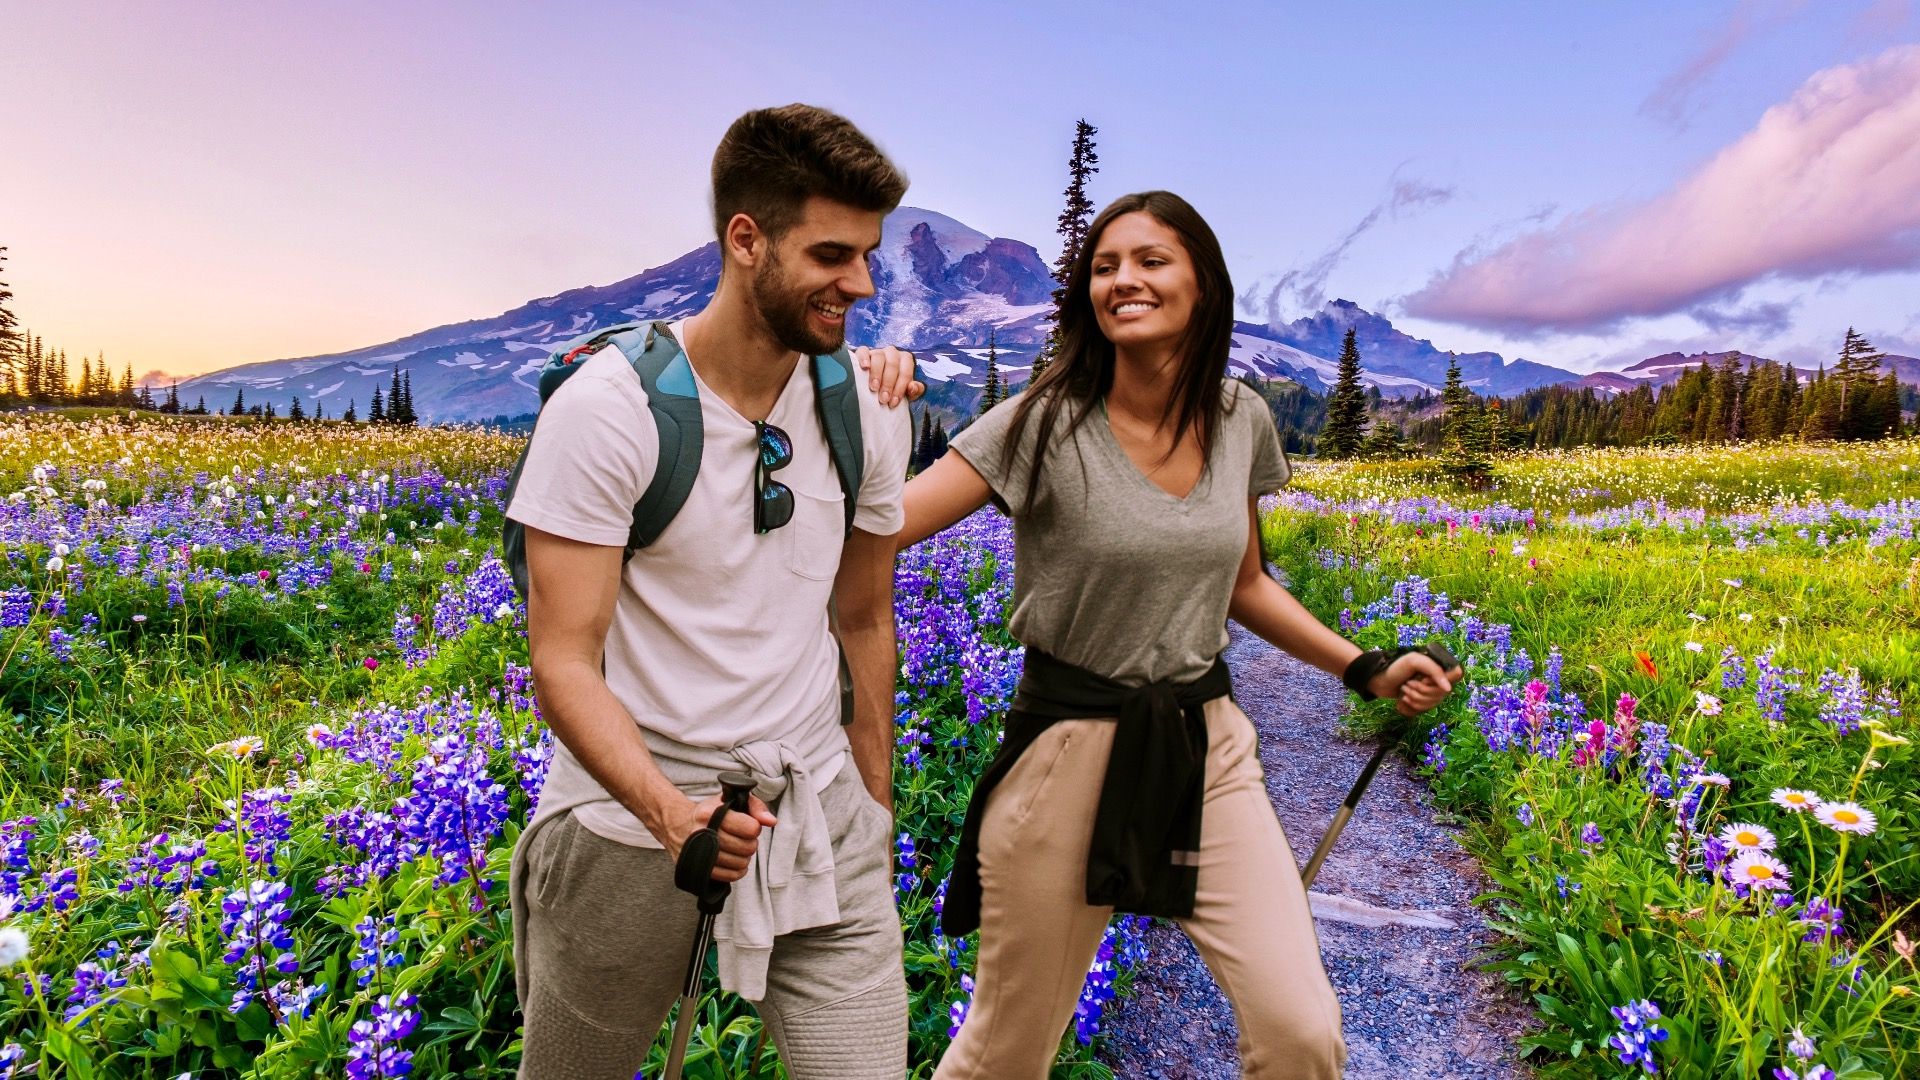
left=1097, top=622, right=1536, bottom=1079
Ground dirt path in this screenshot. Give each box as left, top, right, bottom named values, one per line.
left=1097, top=622, right=1535, bottom=1078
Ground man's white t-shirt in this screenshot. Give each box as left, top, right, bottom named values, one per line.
left=506, top=326, right=911, bottom=845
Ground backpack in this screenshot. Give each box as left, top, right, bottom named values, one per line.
left=500, top=319, right=866, bottom=721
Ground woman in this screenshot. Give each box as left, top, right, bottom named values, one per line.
left=865, top=191, right=1459, bottom=1078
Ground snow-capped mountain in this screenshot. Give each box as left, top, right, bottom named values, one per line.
left=1258, top=299, right=1577, bottom=397
left=170, top=209, right=1909, bottom=423
left=175, top=207, right=1068, bottom=424
left=1571, top=351, right=1920, bottom=395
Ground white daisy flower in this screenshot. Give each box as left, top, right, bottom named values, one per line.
left=1815, top=801, right=1877, bottom=835
left=1695, top=691, right=1723, bottom=716
left=1684, top=641, right=1704, bottom=653
left=208, top=735, right=265, bottom=760
left=1717, top=822, right=1776, bottom=851
left=1725, top=850, right=1792, bottom=890
left=305, top=723, right=332, bottom=747
left=1699, top=772, right=1731, bottom=787
left=1771, top=789, right=1821, bottom=813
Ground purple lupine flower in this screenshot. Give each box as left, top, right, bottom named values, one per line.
left=1787, top=1026, right=1817, bottom=1061
left=1422, top=723, right=1450, bottom=773
left=1721, top=647, right=1749, bottom=692
left=1516, top=802, right=1534, bottom=827
left=267, top=978, right=328, bottom=1025
left=232, top=787, right=294, bottom=872
left=1753, top=649, right=1800, bottom=725
left=63, top=941, right=130, bottom=1025
left=1073, top=934, right=1122, bottom=1045
left=1580, top=822, right=1604, bottom=849
left=218, top=879, right=299, bottom=1016
left=1798, top=897, right=1844, bottom=944
left=0, top=589, right=31, bottom=628
left=946, top=975, right=975, bottom=1038
left=395, top=730, right=511, bottom=902
left=1814, top=669, right=1866, bottom=736
left=1608, top=998, right=1669, bottom=1074
left=346, top=991, right=420, bottom=1079
left=351, top=914, right=405, bottom=988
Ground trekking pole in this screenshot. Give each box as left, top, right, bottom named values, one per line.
left=1301, top=641, right=1459, bottom=890
left=662, top=771, right=757, bottom=1080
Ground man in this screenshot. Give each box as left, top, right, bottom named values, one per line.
left=507, top=104, right=918, bottom=1079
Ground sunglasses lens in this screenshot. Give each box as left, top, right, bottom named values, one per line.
left=757, top=480, right=794, bottom=534
left=759, top=424, right=793, bottom=471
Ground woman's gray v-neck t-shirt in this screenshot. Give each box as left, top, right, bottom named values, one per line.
left=948, top=378, right=1292, bottom=686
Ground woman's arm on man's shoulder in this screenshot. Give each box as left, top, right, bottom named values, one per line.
left=899, top=451, right=993, bottom=549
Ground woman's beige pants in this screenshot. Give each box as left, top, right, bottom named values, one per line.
left=935, top=695, right=1347, bottom=1079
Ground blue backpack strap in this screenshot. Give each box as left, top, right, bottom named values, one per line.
left=810, top=347, right=865, bottom=537
left=501, top=321, right=701, bottom=600
left=810, top=346, right=867, bottom=727
left=614, top=322, right=703, bottom=552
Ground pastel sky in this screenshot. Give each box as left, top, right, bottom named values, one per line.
left=4, top=0, right=1918, bottom=381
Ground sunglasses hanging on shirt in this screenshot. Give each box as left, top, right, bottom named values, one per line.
left=754, top=420, right=794, bottom=534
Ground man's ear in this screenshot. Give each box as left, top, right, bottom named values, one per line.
left=722, top=212, right=768, bottom=271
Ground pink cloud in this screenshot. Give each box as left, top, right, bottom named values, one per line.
left=1404, top=44, right=1920, bottom=335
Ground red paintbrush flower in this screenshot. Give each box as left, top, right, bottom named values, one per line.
left=1634, top=651, right=1658, bottom=679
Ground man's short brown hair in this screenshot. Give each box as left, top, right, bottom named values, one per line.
left=711, top=104, right=908, bottom=242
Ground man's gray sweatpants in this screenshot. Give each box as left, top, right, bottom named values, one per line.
left=515, top=767, right=908, bottom=1079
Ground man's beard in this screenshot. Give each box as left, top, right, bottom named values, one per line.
left=751, top=246, right=845, bottom=356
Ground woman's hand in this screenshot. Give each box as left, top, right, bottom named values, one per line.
left=1369, top=652, right=1464, bottom=718
left=850, top=345, right=926, bottom=407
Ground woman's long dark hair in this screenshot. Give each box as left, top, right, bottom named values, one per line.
left=1004, top=190, right=1236, bottom=513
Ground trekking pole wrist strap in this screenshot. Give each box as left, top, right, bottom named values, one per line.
left=1342, top=647, right=1411, bottom=701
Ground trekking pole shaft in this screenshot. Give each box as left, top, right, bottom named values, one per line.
left=1301, top=739, right=1394, bottom=890
left=663, top=991, right=699, bottom=1079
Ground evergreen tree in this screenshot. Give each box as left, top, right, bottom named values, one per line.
left=120, top=362, right=135, bottom=407
left=163, top=382, right=181, bottom=415
left=980, top=330, right=1001, bottom=415
left=911, top=408, right=934, bottom=472
left=930, top=416, right=950, bottom=462
left=1037, top=119, right=1100, bottom=381
left=1833, top=328, right=1886, bottom=439
left=1862, top=372, right=1902, bottom=440
left=1319, top=327, right=1367, bottom=457
left=0, top=248, right=21, bottom=402
left=343, top=398, right=358, bottom=423
left=79, top=356, right=95, bottom=403
left=1358, top=419, right=1407, bottom=459
left=369, top=387, right=386, bottom=423
left=230, top=386, right=247, bottom=416
left=288, top=395, right=305, bottom=421
left=1439, top=352, right=1491, bottom=484
left=398, top=370, right=416, bottom=425
left=136, top=382, right=156, bottom=411
left=388, top=366, right=404, bottom=423
left=194, top=395, right=207, bottom=415
left=1801, top=369, right=1840, bottom=441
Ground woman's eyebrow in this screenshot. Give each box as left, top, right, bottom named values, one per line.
left=1091, top=244, right=1176, bottom=259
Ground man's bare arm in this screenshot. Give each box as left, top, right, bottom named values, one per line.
left=832, top=526, right=899, bottom=810
left=523, top=525, right=773, bottom=878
